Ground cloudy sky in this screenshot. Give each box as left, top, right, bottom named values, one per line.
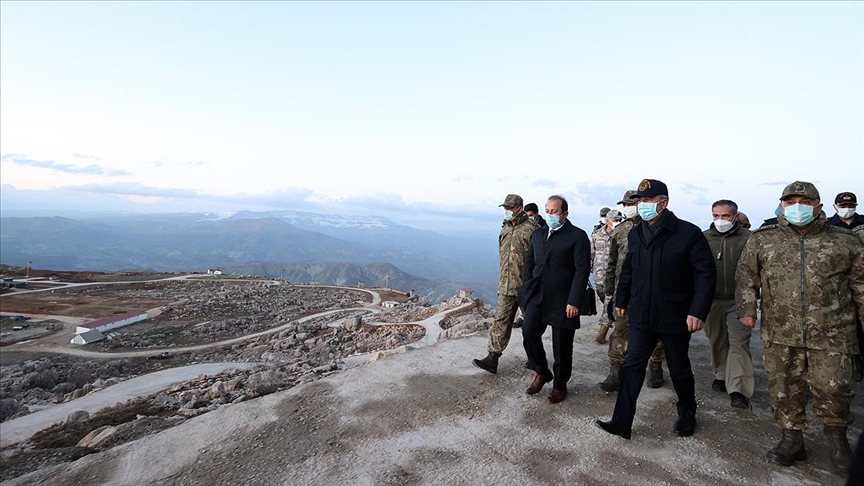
left=1, top=2, right=862, bottom=236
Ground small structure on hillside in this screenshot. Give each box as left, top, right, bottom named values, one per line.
left=207, top=268, right=223, bottom=276
left=357, top=280, right=365, bottom=288
left=71, top=329, right=104, bottom=345
left=381, top=301, right=399, bottom=308
left=459, top=288, right=475, bottom=300
left=75, top=311, right=147, bottom=335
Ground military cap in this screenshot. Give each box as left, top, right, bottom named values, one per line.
left=835, top=192, right=857, bottom=204
left=635, top=179, right=668, bottom=198
left=499, top=194, right=523, bottom=208
left=599, top=207, right=611, bottom=217
left=617, top=190, right=639, bottom=205
left=780, top=181, right=820, bottom=201
left=606, top=209, right=623, bottom=220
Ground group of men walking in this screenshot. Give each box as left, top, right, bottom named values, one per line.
left=472, top=179, right=864, bottom=479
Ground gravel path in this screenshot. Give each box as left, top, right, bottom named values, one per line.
left=0, top=362, right=258, bottom=448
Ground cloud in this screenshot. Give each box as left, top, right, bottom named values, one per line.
left=680, top=183, right=705, bottom=194
left=65, top=182, right=200, bottom=199
left=72, top=153, right=102, bottom=161
left=1, top=153, right=131, bottom=177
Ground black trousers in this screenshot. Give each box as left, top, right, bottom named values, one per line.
left=612, top=325, right=696, bottom=426
left=521, top=302, right=576, bottom=391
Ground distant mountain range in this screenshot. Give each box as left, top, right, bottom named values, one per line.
left=0, top=211, right=499, bottom=303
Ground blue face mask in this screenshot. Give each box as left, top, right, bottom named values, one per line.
left=774, top=204, right=783, bottom=217
left=545, top=213, right=563, bottom=229
left=637, top=202, right=659, bottom=220
left=784, top=203, right=815, bottom=226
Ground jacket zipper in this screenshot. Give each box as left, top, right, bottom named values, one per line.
left=799, top=234, right=807, bottom=347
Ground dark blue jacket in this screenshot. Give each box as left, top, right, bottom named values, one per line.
left=518, top=219, right=591, bottom=330
left=615, top=210, right=716, bottom=334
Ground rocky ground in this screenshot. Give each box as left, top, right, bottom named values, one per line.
left=0, top=284, right=492, bottom=482
left=5, top=322, right=861, bottom=486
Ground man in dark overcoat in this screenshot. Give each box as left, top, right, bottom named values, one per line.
left=518, top=195, right=591, bottom=404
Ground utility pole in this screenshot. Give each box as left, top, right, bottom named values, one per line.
left=26, top=260, right=32, bottom=278
left=385, top=275, right=391, bottom=290
left=280, top=267, right=284, bottom=282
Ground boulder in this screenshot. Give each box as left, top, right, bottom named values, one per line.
left=66, top=410, right=90, bottom=422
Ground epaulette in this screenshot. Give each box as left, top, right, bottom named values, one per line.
left=752, top=224, right=778, bottom=233
left=826, top=225, right=855, bottom=235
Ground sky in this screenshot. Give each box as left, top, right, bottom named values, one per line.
left=1, top=1, right=863, bottom=237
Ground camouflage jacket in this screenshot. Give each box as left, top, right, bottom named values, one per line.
left=604, top=215, right=643, bottom=295
left=591, top=226, right=614, bottom=292
left=704, top=223, right=751, bottom=300
left=736, top=213, right=864, bottom=353
left=498, top=212, right=538, bottom=296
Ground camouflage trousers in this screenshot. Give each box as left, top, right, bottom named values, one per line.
left=763, top=343, right=856, bottom=430
left=596, top=292, right=611, bottom=326
left=607, top=308, right=664, bottom=365
left=705, top=299, right=754, bottom=397
left=488, top=293, right=520, bottom=355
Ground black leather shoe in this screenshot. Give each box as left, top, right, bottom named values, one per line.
left=674, top=417, right=696, bottom=437
left=594, top=419, right=631, bottom=440
left=711, top=379, right=727, bottom=393
left=730, top=392, right=751, bottom=409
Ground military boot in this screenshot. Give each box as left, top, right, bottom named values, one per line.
left=593, top=324, right=611, bottom=345
left=598, top=362, right=622, bottom=392
left=824, top=425, right=852, bottom=475
left=766, top=429, right=806, bottom=466
left=472, top=352, right=500, bottom=374
left=646, top=361, right=665, bottom=388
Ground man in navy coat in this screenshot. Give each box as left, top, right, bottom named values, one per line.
left=518, top=195, right=591, bottom=404
left=595, top=179, right=716, bottom=438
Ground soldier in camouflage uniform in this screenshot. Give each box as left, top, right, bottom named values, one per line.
left=598, top=190, right=666, bottom=392
left=736, top=181, right=864, bottom=476
left=473, top=194, right=538, bottom=374
left=591, top=209, right=622, bottom=344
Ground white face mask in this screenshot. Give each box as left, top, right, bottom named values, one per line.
left=612, top=221, right=622, bottom=228
left=622, top=206, right=638, bottom=219
left=504, top=210, right=514, bottom=221
left=837, top=207, right=856, bottom=219
left=713, top=219, right=734, bottom=233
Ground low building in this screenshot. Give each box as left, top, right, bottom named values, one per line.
left=71, top=329, right=104, bottom=345
left=75, top=311, right=147, bottom=334
left=381, top=301, right=399, bottom=308
left=459, top=288, right=475, bottom=300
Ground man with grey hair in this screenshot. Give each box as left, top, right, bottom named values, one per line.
left=703, top=199, right=753, bottom=409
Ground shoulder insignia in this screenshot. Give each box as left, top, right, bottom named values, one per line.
left=752, top=224, right=778, bottom=233
left=826, top=225, right=855, bottom=235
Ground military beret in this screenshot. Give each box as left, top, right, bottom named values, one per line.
left=499, top=194, right=523, bottom=208
left=617, top=190, right=639, bottom=205
left=599, top=207, right=611, bottom=217
left=780, top=181, right=820, bottom=201
left=635, top=179, right=668, bottom=198
left=835, top=192, right=857, bottom=204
